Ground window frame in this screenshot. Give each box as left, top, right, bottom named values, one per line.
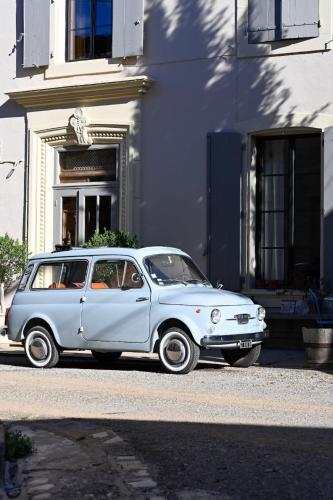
left=143, top=253, right=210, bottom=287
left=89, top=258, right=144, bottom=290
left=255, top=133, right=321, bottom=288
left=237, top=0, right=332, bottom=58
left=30, top=259, right=89, bottom=291
left=17, top=264, right=35, bottom=292
left=66, top=0, right=113, bottom=62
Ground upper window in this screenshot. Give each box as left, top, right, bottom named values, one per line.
left=59, top=149, right=117, bottom=183
left=248, top=0, right=319, bottom=44
left=237, top=0, right=330, bottom=58
left=67, top=0, right=113, bottom=61
left=23, top=0, right=144, bottom=69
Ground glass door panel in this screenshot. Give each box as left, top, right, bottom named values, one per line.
left=85, top=196, right=97, bottom=242
left=84, top=194, right=114, bottom=242
left=99, top=196, right=111, bottom=232
left=54, top=187, right=117, bottom=246
left=256, top=135, right=321, bottom=288
left=62, top=196, right=78, bottom=246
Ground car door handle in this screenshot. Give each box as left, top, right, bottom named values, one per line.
left=136, top=297, right=149, bottom=302
left=80, top=296, right=87, bottom=303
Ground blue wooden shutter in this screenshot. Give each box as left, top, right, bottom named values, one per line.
left=248, top=0, right=277, bottom=43
left=207, top=132, right=243, bottom=291
left=281, top=0, right=319, bottom=39
left=23, top=0, right=50, bottom=68
left=323, top=128, right=333, bottom=290
left=112, top=0, right=144, bottom=58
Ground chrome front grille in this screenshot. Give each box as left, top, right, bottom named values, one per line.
left=226, top=313, right=254, bottom=325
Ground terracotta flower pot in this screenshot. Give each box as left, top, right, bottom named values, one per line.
left=302, top=327, right=333, bottom=365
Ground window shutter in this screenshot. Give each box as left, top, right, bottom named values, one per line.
left=23, top=0, right=50, bottom=68
left=248, top=0, right=277, bottom=43
left=112, top=0, right=144, bottom=58
left=207, top=132, right=242, bottom=291
left=323, top=128, right=333, bottom=290
left=281, top=0, right=319, bottom=39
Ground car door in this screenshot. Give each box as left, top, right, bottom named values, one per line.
left=81, top=257, right=151, bottom=344
left=29, top=259, right=90, bottom=348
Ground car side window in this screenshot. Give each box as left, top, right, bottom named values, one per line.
left=17, top=264, right=34, bottom=291
left=91, top=260, right=143, bottom=289
left=31, top=261, right=88, bottom=290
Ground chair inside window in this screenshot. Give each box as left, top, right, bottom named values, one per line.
left=308, top=289, right=333, bottom=327
left=91, top=282, right=109, bottom=289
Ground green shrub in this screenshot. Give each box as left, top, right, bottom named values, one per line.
left=0, top=234, right=28, bottom=313
left=4, top=425, right=34, bottom=461
left=82, top=229, right=138, bottom=249
left=0, top=234, right=28, bottom=287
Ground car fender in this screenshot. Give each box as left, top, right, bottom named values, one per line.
left=20, top=313, right=62, bottom=346
left=150, top=311, right=204, bottom=351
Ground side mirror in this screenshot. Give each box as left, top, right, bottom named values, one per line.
left=216, top=280, right=223, bottom=289
left=131, top=273, right=143, bottom=284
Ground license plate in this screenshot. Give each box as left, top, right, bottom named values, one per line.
left=239, top=340, right=252, bottom=349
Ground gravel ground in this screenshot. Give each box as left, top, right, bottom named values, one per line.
left=0, top=346, right=332, bottom=498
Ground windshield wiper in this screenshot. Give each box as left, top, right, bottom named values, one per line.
left=158, top=279, right=188, bottom=286
left=186, top=279, right=211, bottom=286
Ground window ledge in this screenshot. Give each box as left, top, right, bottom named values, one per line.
left=45, top=59, right=123, bottom=80
left=5, top=76, right=153, bottom=109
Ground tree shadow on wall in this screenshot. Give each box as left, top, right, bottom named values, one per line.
left=126, top=0, right=329, bottom=270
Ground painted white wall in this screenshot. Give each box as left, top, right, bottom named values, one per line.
left=1, top=0, right=333, bottom=277
left=0, top=3, right=26, bottom=241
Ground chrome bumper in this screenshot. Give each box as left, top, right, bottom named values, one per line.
left=201, top=330, right=269, bottom=348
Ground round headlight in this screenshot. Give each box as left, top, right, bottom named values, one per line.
left=211, top=309, right=221, bottom=324
left=258, top=306, right=266, bottom=321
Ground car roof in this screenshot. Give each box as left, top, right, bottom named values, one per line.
left=29, top=246, right=189, bottom=262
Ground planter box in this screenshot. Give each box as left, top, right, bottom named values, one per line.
left=302, top=327, right=333, bottom=365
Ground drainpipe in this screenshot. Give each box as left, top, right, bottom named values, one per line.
left=23, top=113, right=29, bottom=245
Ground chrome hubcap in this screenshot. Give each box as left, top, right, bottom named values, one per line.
left=165, top=339, right=186, bottom=364
left=30, top=337, right=48, bottom=361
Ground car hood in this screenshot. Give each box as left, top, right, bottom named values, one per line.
left=158, top=287, right=253, bottom=306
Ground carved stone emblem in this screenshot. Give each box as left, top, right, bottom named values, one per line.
left=69, top=108, right=92, bottom=145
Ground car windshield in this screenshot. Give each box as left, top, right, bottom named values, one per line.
left=143, top=254, right=211, bottom=286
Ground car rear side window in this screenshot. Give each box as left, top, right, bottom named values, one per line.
left=31, top=260, right=88, bottom=290
left=17, top=264, right=34, bottom=291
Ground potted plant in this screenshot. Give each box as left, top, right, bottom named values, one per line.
left=0, top=234, right=28, bottom=325
left=302, top=288, right=333, bottom=365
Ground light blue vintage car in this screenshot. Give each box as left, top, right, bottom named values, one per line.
left=7, top=246, right=268, bottom=374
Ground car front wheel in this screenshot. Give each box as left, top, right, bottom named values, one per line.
left=24, top=326, right=59, bottom=368
left=158, top=327, right=200, bottom=374
left=221, top=344, right=261, bottom=368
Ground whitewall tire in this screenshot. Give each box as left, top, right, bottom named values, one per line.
left=24, top=326, right=59, bottom=368
left=158, top=327, right=200, bottom=374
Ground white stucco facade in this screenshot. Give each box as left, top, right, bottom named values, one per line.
left=1, top=0, right=333, bottom=311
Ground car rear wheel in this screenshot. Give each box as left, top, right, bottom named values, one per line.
left=221, top=344, right=261, bottom=368
left=91, top=350, right=122, bottom=364
left=158, top=327, right=200, bottom=374
left=24, top=326, right=59, bottom=368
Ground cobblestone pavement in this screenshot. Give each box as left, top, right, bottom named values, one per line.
left=13, top=421, right=164, bottom=500
left=0, top=344, right=332, bottom=499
